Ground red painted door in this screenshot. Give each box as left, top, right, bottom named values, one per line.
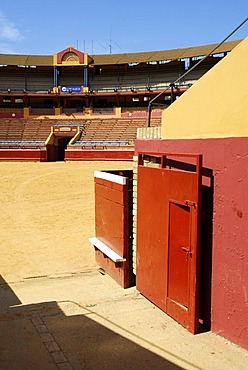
left=167, top=202, right=190, bottom=308
left=136, top=153, right=202, bottom=334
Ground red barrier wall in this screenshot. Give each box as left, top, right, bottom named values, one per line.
left=0, top=149, right=42, bottom=161
left=65, top=149, right=134, bottom=161
left=135, top=137, right=248, bottom=350
left=0, top=148, right=134, bottom=162
left=0, top=113, right=24, bottom=119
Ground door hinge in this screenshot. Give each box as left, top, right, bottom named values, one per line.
left=184, top=200, right=197, bottom=208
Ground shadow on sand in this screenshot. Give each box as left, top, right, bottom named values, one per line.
left=0, top=275, right=185, bottom=370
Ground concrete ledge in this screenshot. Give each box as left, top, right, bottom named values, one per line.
left=89, top=237, right=126, bottom=263
left=94, top=170, right=127, bottom=185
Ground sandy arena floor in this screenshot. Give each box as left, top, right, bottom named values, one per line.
left=0, top=160, right=133, bottom=283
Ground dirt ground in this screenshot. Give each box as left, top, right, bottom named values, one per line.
left=0, top=160, right=133, bottom=283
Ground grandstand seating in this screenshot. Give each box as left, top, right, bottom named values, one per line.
left=0, top=66, right=26, bottom=92
left=23, top=67, right=53, bottom=92
left=0, top=66, right=54, bottom=93
left=33, top=120, right=53, bottom=141
left=59, top=67, right=84, bottom=86
left=0, top=40, right=240, bottom=120
left=0, top=119, right=52, bottom=148
left=0, top=57, right=223, bottom=94
left=0, top=116, right=161, bottom=152
left=88, top=60, right=186, bottom=91
left=70, top=116, right=160, bottom=148
left=0, top=119, right=25, bottom=141
left=181, top=56, right=222, bottom=84
left=87, top=56, right=226, bottom=92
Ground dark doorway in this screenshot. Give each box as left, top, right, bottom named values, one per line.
left=57, top=137, right=71, bottom=161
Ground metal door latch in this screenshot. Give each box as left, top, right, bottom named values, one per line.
left=181, top=246, right=192, bottom=257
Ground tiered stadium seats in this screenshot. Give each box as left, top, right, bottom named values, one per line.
left=0, top=116, right=161, bottom=152
left=0, top=119, right=51, bottom=148
left=25, top=68, right=53, bottom=92
left=0, top=67, right=25, bottom=91
left=59, top=67, right=84, bottom=86
left=73, top=117, right=161, bottom=147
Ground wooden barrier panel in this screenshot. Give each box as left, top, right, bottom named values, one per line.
left=89, top=170, right=134, bottom=288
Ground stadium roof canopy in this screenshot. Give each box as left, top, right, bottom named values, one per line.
left=0, top=39, right=243, bottom=67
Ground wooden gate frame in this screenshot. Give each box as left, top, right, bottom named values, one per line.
left=137, top=152, right=202, bottom=333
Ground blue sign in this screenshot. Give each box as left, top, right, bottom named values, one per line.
left=60, top=85, right=82, bottom=93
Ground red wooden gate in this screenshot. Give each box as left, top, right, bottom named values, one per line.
left=136, top=153, right=202, bottom=333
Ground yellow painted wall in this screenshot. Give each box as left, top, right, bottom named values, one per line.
left=161, top=37, right=248, bottom=139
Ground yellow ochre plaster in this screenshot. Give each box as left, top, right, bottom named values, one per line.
left=161, top=37, right=248, bottom=139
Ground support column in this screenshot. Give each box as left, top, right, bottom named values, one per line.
left=84, top=65, right=88, bottom=88
left=170, top=83, right=175, bottom=104
left=23, top=107, right=30, bottom=118
left=24, top=66, right=28, bottom=91
left=53, top=66, right=58, bottom=91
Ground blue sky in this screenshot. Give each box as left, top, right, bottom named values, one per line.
left=0, top=0, right=247, bottom=56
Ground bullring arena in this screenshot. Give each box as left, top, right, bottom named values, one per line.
left=0, top=160, right=133, bottom=281
left=0, top=37, right=248, bottom=369
left=1, top=162, right=247, bottom=370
